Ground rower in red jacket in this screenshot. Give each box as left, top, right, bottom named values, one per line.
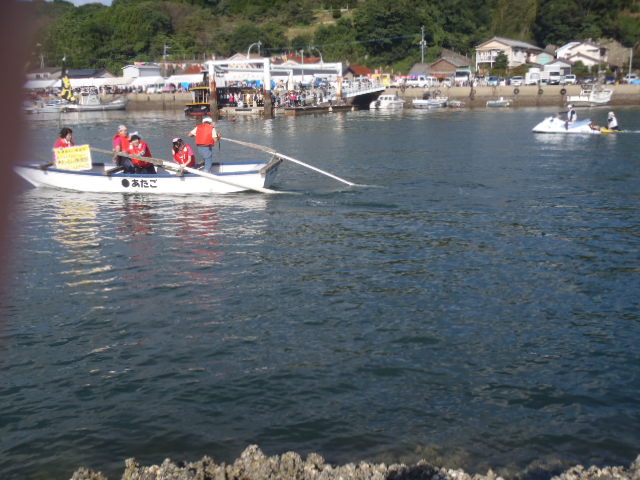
left=127, top=134, right=156, bottom=174
left=171, top=137, right=196, bottom=168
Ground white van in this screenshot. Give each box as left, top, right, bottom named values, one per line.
left=406, top=75, right=439, bottom=88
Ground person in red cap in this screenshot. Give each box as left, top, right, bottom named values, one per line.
left=171, top=138, right=196, bottom=168
left=188, top=116, right=220, bottom=172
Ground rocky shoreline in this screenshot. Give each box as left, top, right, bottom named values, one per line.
left=70, top=445, right=640, bottom=480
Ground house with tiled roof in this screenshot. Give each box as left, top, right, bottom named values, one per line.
left=475, top=36, right=544, bottom=72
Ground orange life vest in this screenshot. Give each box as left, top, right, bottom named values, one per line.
left=113, top=133, right=130, bottom=153
left=127, top=141, right=153, bottom=168
left=195, top=123, right=215, bottom=146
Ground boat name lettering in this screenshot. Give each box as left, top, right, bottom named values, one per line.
left=121, top=178, right=158, bottom=188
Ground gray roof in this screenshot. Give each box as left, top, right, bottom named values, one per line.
left=478, top=36, right=543, bottom=52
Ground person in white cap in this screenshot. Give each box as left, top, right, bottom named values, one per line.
left=607, top=111, right=619, bottom=131
left=112, top=124, right=135, bottom=173
left=188, top=116, right=220, bottom=172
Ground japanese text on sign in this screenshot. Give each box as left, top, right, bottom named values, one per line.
left=54, top=144, right=92, bottom=171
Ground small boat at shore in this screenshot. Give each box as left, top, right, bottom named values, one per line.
left=369, top=94, right=404, bottom=110
left=14, top=158, right=282, bottom=195
left=566, top=85, right=613, bottom=107
left=532, top=116, right=601, bottom=134
left=486, top=97, right=512, bottom=107
left=412, top=95, right=448, bottom=109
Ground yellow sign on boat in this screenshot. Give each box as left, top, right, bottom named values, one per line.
left=54, top=144, right=92, bottom=171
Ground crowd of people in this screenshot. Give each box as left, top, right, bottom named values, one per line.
left=52, top=116, right=221, bottom=174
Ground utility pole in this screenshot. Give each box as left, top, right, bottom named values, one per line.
left=163, top=43, right=170, bottom=77
left=420, top=25, right=426, bottom=64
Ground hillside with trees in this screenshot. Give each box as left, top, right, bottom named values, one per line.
left=24, top=0, right=640, bottom=74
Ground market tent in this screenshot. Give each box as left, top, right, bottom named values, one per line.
left=24, top=79, right=58, bottom=90
left=130, top=76, right=166, bottom=88
left=69, top=77, right=133, bottom=88
left=166, top=74, right=203, bottom=90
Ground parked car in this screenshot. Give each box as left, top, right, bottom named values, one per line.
left=510, top=76, right=523, bottom=86
left=623, top=74, right=639, bottom=84
left=563, top=74, right=577, bottom=85
left=487, top=76, right=500, bottom=86
left=605, top=76, right=616, bottom=84
left=161, top=83, right=176, bottom=93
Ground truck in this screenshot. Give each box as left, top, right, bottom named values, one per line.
left=525, top=68, right=541, bottom=85
left=406, top=75, right=439, bottom=88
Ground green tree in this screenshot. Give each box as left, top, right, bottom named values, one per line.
left=491, top=51, right=508, bottom=75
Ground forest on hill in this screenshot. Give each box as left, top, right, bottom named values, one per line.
left=25, top=0, right=640, bottom=74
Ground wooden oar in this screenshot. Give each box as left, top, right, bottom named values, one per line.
left=90, top=147, right=278, bottom=194
left=222, top=136, right=358, bottom=187
left=105, top=165, right=124, bottom=175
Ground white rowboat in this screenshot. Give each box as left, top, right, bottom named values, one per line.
left=14, top=159, right=282, bottom=195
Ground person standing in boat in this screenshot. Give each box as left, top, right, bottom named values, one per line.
left=188, top=116, right=220, bottom=173
left=171, top=137, right=196, bottom=168
left=112, top=124, right=135, bottom=173
left=53, top=127, right=74, bottom=149
left=607, top=111, right=619, bottom=131
left=567, top=104, right=577, bottom=123
left=127, top=134, right=156, bottom=174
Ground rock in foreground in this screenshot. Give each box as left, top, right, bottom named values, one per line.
left=70, top=445, right=640, bottom=480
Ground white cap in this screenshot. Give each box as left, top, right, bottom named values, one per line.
left=118, top=124, right=127, bottom=132
left=567, top=104, right=573, bottom=108
left=608, top=111, right=614, bottom=116
left=202, top=116, right=213, bottom=123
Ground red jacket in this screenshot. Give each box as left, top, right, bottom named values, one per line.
left=127, top=141, right=153, bottom=168
left=173, top=144, right=195, bottom=167
left=53, top=138, right=74, bottom=149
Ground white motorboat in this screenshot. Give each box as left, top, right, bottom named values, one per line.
left=566, top=85, right=613, bottom=106
left=412, top=96, right=448, bottom=108
left=63, top=91, right=128, bottom=112
left=532, top=116, right=602, bottom=134
left=14, top=158, right=282, bottom=195
left=369, top=94, right=404, bottom=109
left=486, top=97, right=512, bottom=107
left=25, top=99, right=70, bottom=114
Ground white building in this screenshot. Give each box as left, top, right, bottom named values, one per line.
left=556, top=41, right=607, bottom=67
left=122, top=64, right=162, bottom=78
left=475, top=36, right=544, bottom=72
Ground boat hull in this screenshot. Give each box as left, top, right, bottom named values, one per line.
left=566, top=89, right=612, bottom=107
left=412, top=97, right=448, bottom=108
left=64, top=100, right=128, bottom=112
left=14, top=160, right=281, bottom=195
left=532, top=116, right=601, bottom=134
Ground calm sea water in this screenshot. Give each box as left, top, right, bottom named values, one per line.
left=1, top=106, right=639, bottom=480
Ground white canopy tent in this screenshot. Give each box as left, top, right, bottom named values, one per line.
left=24, top=79, right=59, bottom=90
left=130, top=75, right=166, bottom=88
left=68, top=77, right=133, bottom=88
left=166, top=73, right=203, bottom=89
